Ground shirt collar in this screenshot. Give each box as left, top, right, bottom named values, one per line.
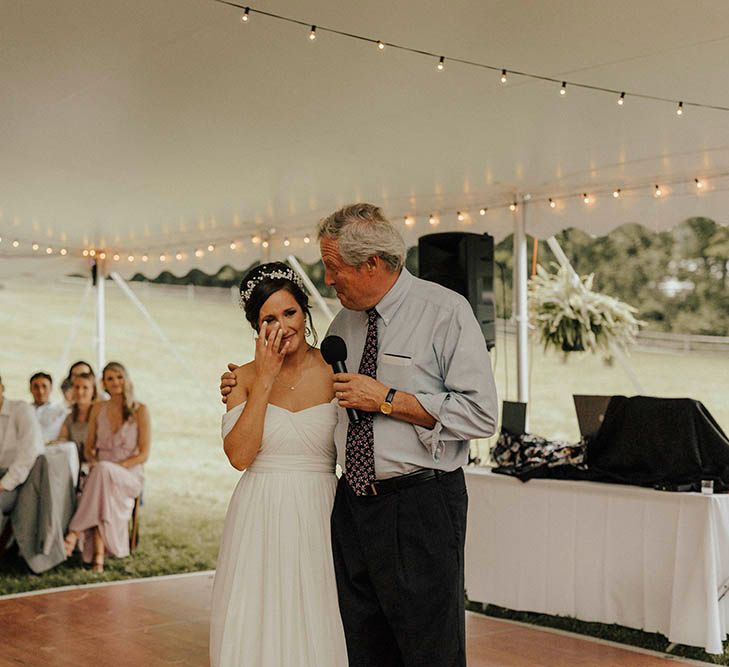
left=374, top=268, right=413, bottom=326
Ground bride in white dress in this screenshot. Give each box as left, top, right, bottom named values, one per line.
left=210, top=263, right=347, bottom=667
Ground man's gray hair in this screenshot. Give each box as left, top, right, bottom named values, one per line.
left=317, top=203, right=406, bottom=272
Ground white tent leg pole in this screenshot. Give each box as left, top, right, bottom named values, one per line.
left=514, top=200, right=530, bottom=411
left=96, top=264, right=106, bottom=374
left=109, top=272, right=200, bottom=382
left=545, top=235, right=645, bottom=394
left=287, top=254, right=335, bottom=323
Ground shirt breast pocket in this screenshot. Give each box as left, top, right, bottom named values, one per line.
left=379, top=353, right=413, bottom=391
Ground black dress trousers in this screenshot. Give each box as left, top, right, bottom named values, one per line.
left=330, top=468, right=468, bottom=667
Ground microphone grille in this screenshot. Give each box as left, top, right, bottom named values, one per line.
left=320, top=335, right=347, bottom=364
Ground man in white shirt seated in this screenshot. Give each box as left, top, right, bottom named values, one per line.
left=1, top=373, right=44, bottom=516
left=29, top=372, right=68, bottom=444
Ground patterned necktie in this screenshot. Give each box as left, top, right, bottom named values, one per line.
left=345, top=308, right=379, bottom=495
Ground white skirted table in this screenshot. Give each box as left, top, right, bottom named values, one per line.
left=464, top=466, right=729, bottom=654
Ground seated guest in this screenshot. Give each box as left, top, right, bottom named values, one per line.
left=64, top=362, right=150, bottom=572
left=61, top=378, right=74, bottom=409
left=0, top=373, right=44, bottom=517
left=54, top=372, right=97, bottom=464
left=29, top=372, right=69, bottom=443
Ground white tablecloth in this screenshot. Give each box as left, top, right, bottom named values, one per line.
left=464, top=467, right=729, bottom=654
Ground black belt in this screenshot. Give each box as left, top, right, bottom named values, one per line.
left=356, top=468, right=452, bottom=496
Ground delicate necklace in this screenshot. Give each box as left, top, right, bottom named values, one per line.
left=275, top=347, right=314, bottom=391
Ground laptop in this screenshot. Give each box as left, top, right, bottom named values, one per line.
left=501, top=401, right=527, bottom=436
left=572, top=395, right=612, bottom=438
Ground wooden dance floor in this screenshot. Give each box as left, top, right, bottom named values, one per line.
left=0, top=572, right=690, bottom=666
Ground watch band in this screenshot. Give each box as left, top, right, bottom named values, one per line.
left=385, top=388, right=397, bottom=404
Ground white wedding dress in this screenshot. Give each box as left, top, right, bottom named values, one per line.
left=210, top=399, right=348, bottom=667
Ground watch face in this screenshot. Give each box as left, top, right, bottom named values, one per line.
left=380, top=402, right=393, bottom=415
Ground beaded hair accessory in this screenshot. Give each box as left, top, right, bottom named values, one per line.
left=239, top=265, right=305, bottom=307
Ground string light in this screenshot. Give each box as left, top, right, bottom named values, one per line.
left=377, top=40, right=385, bottom=50
left=437, top=56, right=444, bottom=71
left=654, top=184, right=662, bottom=197
left=457, top=211, right=465, bottom=221
left=89, top=249, right=96, bottom=257
left=479, top=208, right=487, bottom=216
left=560, top=81, right=567, bottom=96
left=262, top=240, right=270, bottom=248
left=82, top=249, right=89, bottom=257
left=677, top=101, right=683, bottom=116
left=113, top=253, right=120, bottom=261
left=617, top=92, right=625, bottom=106
left=429, top=213, right=438, bottom=225
left=99, top=252, right=106, bottom=260
left=175, top=251, right=183, bottom=260
left=309, top=25, right=317, bottom=41
left=548, top=198, right=556, bottom=208
left=404, top=215, right=415, bottom=227
left=212, top=3, right=729, bottom=116
left=251, top=234, right=261, bottom=245
left=60, top=248, right=67, bottom=256
left=613, top=188, right=621, bottom=198
left=32, top=243, right=39, bottom=251
left=195, top=249, right=204, bottom=257
left=142, top=255, right=149, bottom=262
left=283, top=237, right=291, bottom=247
left=303, top=235, right=311, bottom=244
left=208, top=244, right=215, bottom=251
left=12, top=240, right=19, bottom=248
left=46, top=247, right=53, bottom=254
left=160, top=254, right=166, bottom=262
left=128, top=255, right=135, bottom=262
left=583, top=193, right=590, bottom=204
left=695, top=178, right=703, bottom=189
left=509, top=202, right=517, bottom=212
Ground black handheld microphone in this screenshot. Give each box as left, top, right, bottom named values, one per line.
left=320, top=335, right=361, bottom=424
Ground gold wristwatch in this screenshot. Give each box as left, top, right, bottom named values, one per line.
left=380, top=388, right=397, bottom=415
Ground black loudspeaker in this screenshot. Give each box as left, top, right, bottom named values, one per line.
left=418, top=232, right=495, bottom=349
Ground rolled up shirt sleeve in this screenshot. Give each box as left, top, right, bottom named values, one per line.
left=1, top=404, right=43, bottom=492
left=413, top=300, right=498, bottom=461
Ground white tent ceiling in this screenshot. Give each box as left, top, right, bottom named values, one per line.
left=2, top=0, right=729, bottom=278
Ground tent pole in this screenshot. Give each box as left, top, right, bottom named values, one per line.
left=287, top=254, right=335, bottom=323
left=514, top=197, right=530, bottom=411
left=95, top=260, right=106, bottom=373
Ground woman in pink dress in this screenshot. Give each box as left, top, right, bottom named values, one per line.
left=63, top=362, right=150, bottom=572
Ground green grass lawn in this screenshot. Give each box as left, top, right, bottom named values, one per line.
left=1, top=276, right=728, bottom=662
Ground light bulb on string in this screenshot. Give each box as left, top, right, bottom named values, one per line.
left=309, top=25, right=317, bottom=41
left=99, top=252, right=106, bottom=260
left=142, top=255, right=149, bottom=262
left=677, top=101, right=683, bottom=116
left=160, top=254, right=166, bottom=262
left=304, top=235, right=311, bottom=244
left=46, top=247, right=53, bottom=255
left=479, top=208, right=487, bottom=216
left=283, top=238, right=291, bottom=247
left=12, top=240, right=19, bottom=248
left=613, top=189, right=621, bottom=198
left=548, top=198, right=556, bottom=208
left=500, top=69, right=507, bottom=84
left=404, top=215, right=415, bottom=227
left=89, top=249, right=96, bottom=257
left=262, top=240, right=270, bottom=249
left=230, top=242, right=237, bottom=250
left=128, top=255, right=135, bottom=262
left=509, top=202, right=517, bottom=212
left=695, top=178, right=704, bottom=189
left=560, top=81, right=567, bottom=96
left=377, top=40, right=385, bottom=51
left=82, top=249, right=89, bottom=257
left=617, top=92, right=625, bottom=106
left=429, top=213, right=438, bottom=225
left=113, top=253, right=120, bottom=261
left=241, top=7, right=250, bottom=22
left=208, top=244, right=215, bottom=252
left=457, top=211, right=465, bottom=222
left=32, top=243, right=39, bottom=251
left=175, top=252, right=183, bottom=261
left=60, top=248, right=67, bottom=256
left=251, top=234, right=261, bottom=245
left=654, top=185, right=662, bottom=197
left=583, top=193, right=590, bottom=204
left=437, top=56, right=444, bottom=71
left=195, top=249, right=204, bottom=258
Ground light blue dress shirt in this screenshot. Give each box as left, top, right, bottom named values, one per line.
left=327, top=268, right=498, bottom=479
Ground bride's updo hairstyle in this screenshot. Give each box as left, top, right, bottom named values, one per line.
left=239, top=262, right=318, bottom=344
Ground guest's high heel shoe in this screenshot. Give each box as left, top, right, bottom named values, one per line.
left=63, top=532, right=78, bottom=557
left=91, top=552, right=104, bottom=573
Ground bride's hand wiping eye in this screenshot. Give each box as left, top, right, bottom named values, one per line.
left=254, top=321, right=290, bottom=384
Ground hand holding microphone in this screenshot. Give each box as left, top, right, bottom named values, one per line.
left=321, top=335, right=361, bottom=424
